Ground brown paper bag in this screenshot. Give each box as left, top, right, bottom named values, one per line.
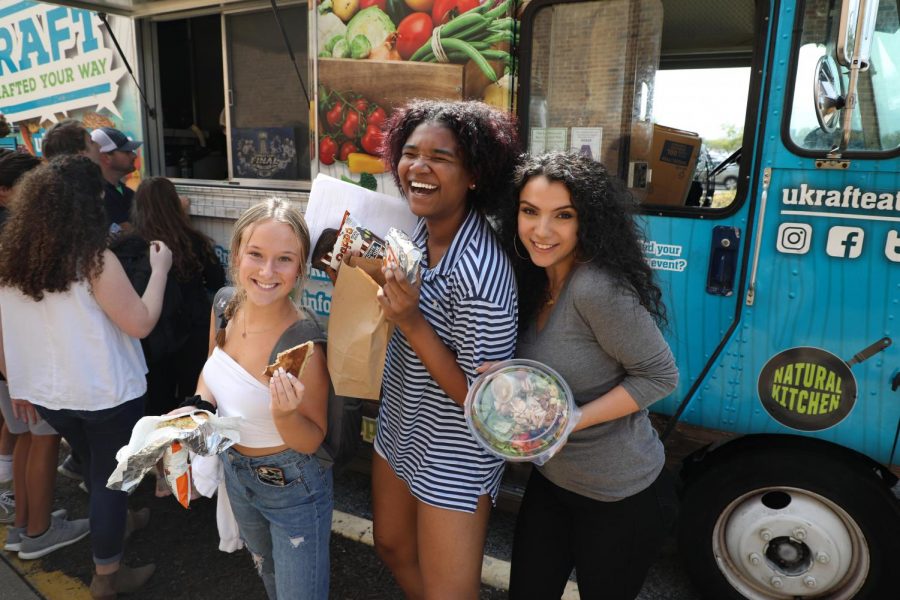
left=326, top=257, right=392, bottom=400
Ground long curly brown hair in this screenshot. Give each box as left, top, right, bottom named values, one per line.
left=0, top=156, right=107, bottom=301
left=131, top=177, right=216, bottom=282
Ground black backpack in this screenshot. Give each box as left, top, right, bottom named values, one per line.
left=111, top=235, right=189, bottom=365
left=212, top=287, right=361, bottom=470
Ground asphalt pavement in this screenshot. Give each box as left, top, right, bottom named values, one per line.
left=0, top=459, right=701, bottom=599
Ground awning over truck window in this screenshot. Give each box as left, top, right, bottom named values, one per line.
left=37, top=0, right=253, bottom=18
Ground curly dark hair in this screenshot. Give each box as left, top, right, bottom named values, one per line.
left=495, top=152, right=666, bottom=331
left=381, top=100, right=520, bottom=217
left=131, top=177, right=216, bottom=282
left=0, top=155, right=107, bottom=301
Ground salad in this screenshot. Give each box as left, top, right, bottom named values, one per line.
left=466, top=359, right=575, bottom=463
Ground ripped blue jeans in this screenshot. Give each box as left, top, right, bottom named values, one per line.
left=221, top=448, right=333, bottom=600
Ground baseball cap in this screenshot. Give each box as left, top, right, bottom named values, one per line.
left=91, top=127, right=142, bottom=153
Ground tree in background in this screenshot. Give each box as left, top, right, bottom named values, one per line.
left=705, top=124, right=742, bottom=154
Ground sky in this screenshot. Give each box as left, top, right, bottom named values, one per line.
left=653, top=67, right=752, bottom=140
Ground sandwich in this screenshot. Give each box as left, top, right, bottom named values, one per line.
left=157, top=412, right=209, bottom=430
left=263, top=340, right=314, bottom=379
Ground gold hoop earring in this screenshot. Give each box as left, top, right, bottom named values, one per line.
left=513, top=236, right=529, bottom=260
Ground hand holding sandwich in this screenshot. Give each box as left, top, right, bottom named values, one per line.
left=270, top=368, right=305, bottom=419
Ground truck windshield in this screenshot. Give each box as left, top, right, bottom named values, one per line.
left=787, top=0, right=900, bottom=153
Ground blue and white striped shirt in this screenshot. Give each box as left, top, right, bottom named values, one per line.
left=374, top=209, right=518, bottom=512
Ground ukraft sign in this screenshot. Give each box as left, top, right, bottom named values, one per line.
left=0, top=0, right=127, bottom=123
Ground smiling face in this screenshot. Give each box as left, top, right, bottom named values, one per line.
left=518, top=175, right=580, bottom=277
left=397, top=122, right=475, bottom=225
left=237, top=219, right=304, bottom=306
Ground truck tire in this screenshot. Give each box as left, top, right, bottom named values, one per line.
left=677, top=443, right=899, bottom=599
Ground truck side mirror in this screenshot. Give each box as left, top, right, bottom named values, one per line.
left=813, top=56, right=844, bottom=133
left=837, top=0, right=880, bottom=69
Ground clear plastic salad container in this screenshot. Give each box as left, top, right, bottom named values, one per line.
left=465, top=359, right=578, bottom=465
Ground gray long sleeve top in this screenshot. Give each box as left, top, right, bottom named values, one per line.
left=517, top=265, right=678, bottom=501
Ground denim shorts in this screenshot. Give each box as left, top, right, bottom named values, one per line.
left=221, top=448, right=333, bottom=600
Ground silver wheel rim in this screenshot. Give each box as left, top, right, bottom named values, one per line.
left=711, top=486, right=869, bottom=599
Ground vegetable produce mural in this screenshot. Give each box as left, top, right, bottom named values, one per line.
left=314, top=0, right=518, bottom=189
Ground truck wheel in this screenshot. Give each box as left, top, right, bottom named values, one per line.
left=724, top=176, right=738, bottom=190
left=678, top=446, right=899, bottom=599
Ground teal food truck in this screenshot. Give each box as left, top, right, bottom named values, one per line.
left=1, top=0, right=897, bottom=597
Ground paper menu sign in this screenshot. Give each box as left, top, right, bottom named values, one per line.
left=544, top=128, right=569, bottom=151
left=529, top=128, right=547, bottom=154
left=570, top=127, right=603, bottom=161
left=304, top=174, right=418, bottom=255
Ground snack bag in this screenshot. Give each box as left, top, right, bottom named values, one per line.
left=163, top=440, right=192, bottom=508
left=385, top=228, right=423, bottom=285
left=108, top=411, right=241, bottom=501
left=328, top=211, right=387, bottom=270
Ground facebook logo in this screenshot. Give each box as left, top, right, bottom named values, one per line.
left=826, top=226, right=864, bottom=258
left=886, top=230, right=900, bottom=262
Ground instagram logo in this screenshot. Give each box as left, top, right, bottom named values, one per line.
left=776, top=223, right=812, bottom=254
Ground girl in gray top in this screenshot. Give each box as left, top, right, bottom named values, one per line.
left=496, top=152, right=679, bottom=599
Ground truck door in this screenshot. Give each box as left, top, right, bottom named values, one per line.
left=517, top=0, right=769, bottom=429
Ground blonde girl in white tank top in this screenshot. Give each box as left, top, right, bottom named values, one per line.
left=186, top=198, right=332, bottom=600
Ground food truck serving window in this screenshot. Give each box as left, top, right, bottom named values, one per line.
left=147, top=3, right=311, bottom=185
left=786, top=0, right=900, bottom=155
left=517, top=0, right=758, bottom=212
left=225, top=7, right=310, bottom=182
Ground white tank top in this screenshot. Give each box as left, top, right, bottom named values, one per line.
left=202, top=347, right=285, bottom=448
left=0, top=281, right=147, bottom=410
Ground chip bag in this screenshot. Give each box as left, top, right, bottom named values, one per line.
left=163, top=440, right=192, bottom=508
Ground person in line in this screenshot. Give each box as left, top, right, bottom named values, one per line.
left=42, top=120, right=102, bottom=164
left=184, top=198, right=332, bottom=599
left=0, top=152, right=76, bottom=558
left=495, top=152, right=679, bottom=600
left=0, top=150, right=57, bottom=539
left=90, top=126, right=141, bottom=233
left=41, top=119, right=102, bottom=486
left=113, top=177, right=225, bottom=417
left=372, top=100, right=520, bottom=598
left=0, top=156, right=169, bottom=597
left=0, top=151, right=41, bottom=237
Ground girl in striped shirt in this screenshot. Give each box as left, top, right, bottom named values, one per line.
left=372, top=100, right=520, bottom=598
